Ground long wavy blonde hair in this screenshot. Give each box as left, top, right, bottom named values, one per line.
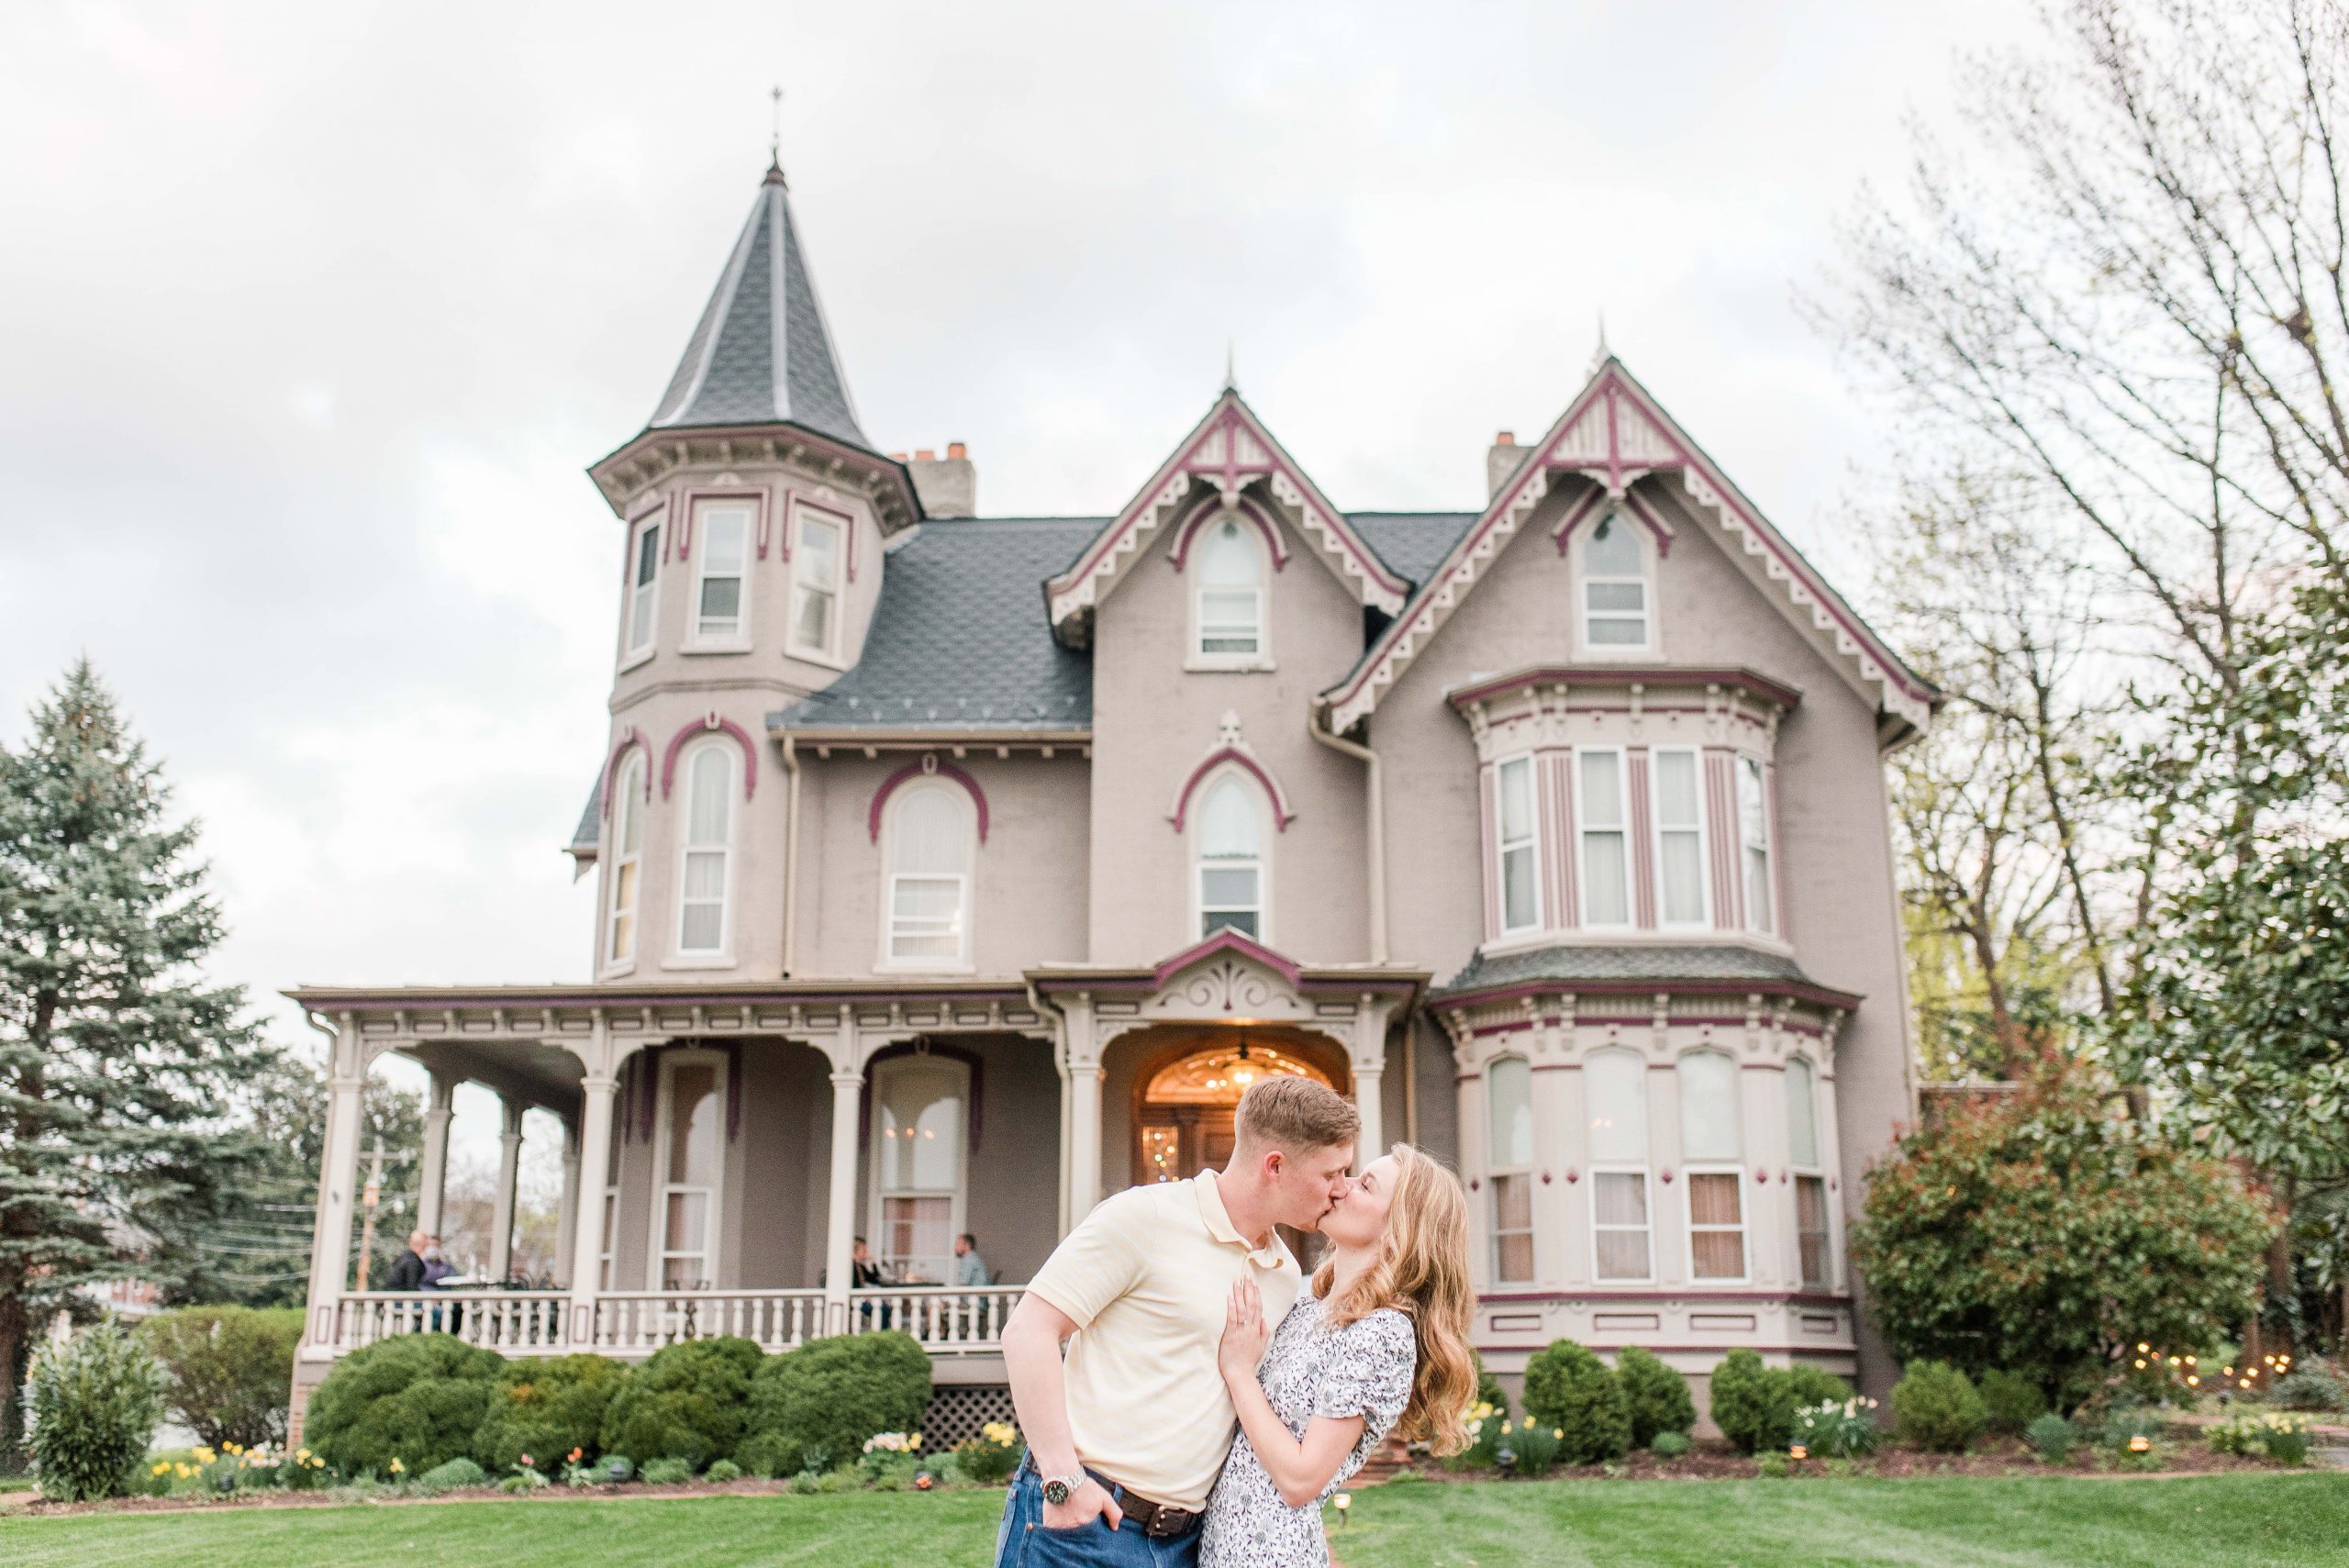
left=1310, top=1142, right=1478, bottom=1455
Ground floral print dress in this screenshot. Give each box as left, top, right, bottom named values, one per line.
left=1200, top=1292, right=1415, bottom=1568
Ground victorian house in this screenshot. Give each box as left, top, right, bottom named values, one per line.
left=287, top=160, right=1933, bottom=1439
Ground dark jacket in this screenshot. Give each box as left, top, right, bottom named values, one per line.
left=382, top=1247, right=427, bottom=1292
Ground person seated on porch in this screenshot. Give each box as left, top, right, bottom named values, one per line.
left=420, top=1239, right=459, bottom=1333
left=955, top=1233, right=992, bottom=1288
left=381, top=1229, right=429, bottom=1292
left=852, top=1237, right=893, bottom=1329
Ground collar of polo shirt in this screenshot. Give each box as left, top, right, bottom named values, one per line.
left=1194, top=1167, right=1286, bottom=1266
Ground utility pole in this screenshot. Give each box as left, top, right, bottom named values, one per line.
left=351, top=1136, right=385, bottom=1293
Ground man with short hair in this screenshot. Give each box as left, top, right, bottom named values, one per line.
left=955, top=1232, right=991, bottom=1287
left=382, top=1229, right=430, bottom=1292
left=995, top=1075, right=1361, bottom=1566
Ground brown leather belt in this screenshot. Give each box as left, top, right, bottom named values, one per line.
left=1110, top=1485, right=1199, bottom=1540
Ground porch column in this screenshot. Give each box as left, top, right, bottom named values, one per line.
left=488, top=1094, right=525, bottom=1282
left=1060, top=998, right=1103, bottom=1223
left=566, top=1069, right=620, bottom=1348
left=553, top=1116, right=581, bottom=1289
left=417, top=1068, right=456, bottom=1238
left=301, top=1016, right=368, bottom=1352
left=824, top=1066, right=863, bottom=1334
left=1348, top=997, right=1389, bottom=1173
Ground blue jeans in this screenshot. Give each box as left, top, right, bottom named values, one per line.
left=993, top=1462, right=1201, bottom=1568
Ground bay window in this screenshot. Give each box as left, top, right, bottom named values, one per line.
left=1586, top=1048, right=1652, bottom=1281
left=1738, top=755, right=1775, bottom=935
left=1486, top=1056, right=1534, bottom=1284
left=1495, top=754, right=1541, bottom=935
left=1678, top=1051, right=1747, bottom=1281
left=1577, top=749, right=1631, bottom=927
left=1652, top=748, right=1709, bottom=928
left=624, top=517, right=661, bottom=661
left=790, top=507, right=844, bottom=660
left=605, top=754, right=644, bottom=969
left=1787, top=1055, right=1830, bottom=1288
left=692, top=501, right=752, bottom=643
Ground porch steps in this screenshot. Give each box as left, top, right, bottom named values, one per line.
left=1348, top=1434, right=1413, bottom=1487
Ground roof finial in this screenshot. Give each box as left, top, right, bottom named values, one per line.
left=1223, top=337, right=1238, bottom=394
left=766, top=84, right=787, bottom=186
left=1590, top=310, right=1611, bottom=373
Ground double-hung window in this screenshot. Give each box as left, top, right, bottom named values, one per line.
left=605, top=755, right=645, bottom=968
left=871, top=1056, right=966, bottom=1285
left=1737, top=755, right=1775, bottom=935
left=885, top=783, right=974, bottom=967
left=1196, top=774, right=1265, bottom=940
left=1486, top=1056, right=1534, bottom=1284
left=1577, top=750, right=1631, bottom=927
left=1679, top=1051, right=1747, bottom=1281
left=1495, top=755, right=1541, bottom=935
left=1652, top=748, right=1709, bottom=928
left=790, top=508, right=844, bottom=660
left=1787, top=1056, right=1831, bottom=1288
left=692, top=502, right=752, bottom=644
left=675, top=744, right=737, bottom=957
left=624, top=518, right=661, bottom=661
left=1580, top=511, right=1650, bottom=649
left=1586, top=1049, right=1652, bottom=1281
left=651, top=1053, right=722, bottom=1289
left=1195, top=516, right=1264, bottom=661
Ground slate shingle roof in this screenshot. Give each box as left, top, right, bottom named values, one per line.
left=1350, top=511, right=1478, bottom=588
left=1432, top=943, right=1826, bottom=999
left=646, top=165, right=868, bottom=450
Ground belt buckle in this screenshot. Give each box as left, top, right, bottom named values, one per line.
left=1143, top=1505, right=1193, bottom=1539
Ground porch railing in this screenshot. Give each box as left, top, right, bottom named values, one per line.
left=331, top=1290, right=565, bottom=1353
left=846, top=1285, right=1025, bottom=1353
left=591, top=1289, right=828, bottom=1354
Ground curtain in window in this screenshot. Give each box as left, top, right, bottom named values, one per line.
left=1197, top=517, right=1263, bottom=656
left=888, top=785, right=972, bottom=962
left=678, top=747, right=734, bottom=952
left=1197, top=775, right=1264, bottom=938
left=1653, top=750, right=1705, bottom=924
left=1579, top=751, right=1630, bottom=925
left=876, top=1061, right=963, bottom=1283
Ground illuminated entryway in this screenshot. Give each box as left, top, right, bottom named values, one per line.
left=1130, top=1029, right=1346, bottom=1184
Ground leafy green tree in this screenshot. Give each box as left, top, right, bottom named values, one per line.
left=0, top=661, right=274, bottom=1461
left=138, top=1305, right=303, bottom=1450
left=1852, top=1063, right=2275, bottom=1407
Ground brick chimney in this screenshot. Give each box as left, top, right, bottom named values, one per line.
left=907, top=441, right=977, bottom=518
left=1486, top=430, right=1528, bottom=499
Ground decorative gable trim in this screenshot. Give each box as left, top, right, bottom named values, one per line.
left=1167, top=713, right=1297, bottom=833
left=659, top=714, right=759, bottom=801
left=1321, top=359, right=1936, bottom=737
left=1167, top=494, right=1291, bottom=573
left=1047, top=394, right=1408, bottom=641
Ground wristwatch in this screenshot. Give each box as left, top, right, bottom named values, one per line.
left=1041, top=1473, right=1085, bottom=1507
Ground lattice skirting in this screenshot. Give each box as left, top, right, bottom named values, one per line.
left=924, top=1384, right=1017, bottom=1449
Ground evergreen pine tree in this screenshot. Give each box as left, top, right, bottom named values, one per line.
left=0, top=660, right=273, bottom=1462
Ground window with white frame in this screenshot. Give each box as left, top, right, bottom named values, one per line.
left=1195, top=516, right=1264, bottom=660
left=1586, top=1049, right=1653, bottom=1280
left=1652, top=748, right=1709, bottom=928
left=885, top=781, right=974, bottom=967
left=1580, top=511, right=1650, bottom=649
left=1737, top=755, right=1775, bottom=936
left=599, top=1120, right=621, bottom=1291
left=675, top=743, right=737, bottom=956
left=692, top=502, right=753, bottom=643
left=871, top=1055, right=966, bottom=1284
left=1577, top=749, right=1631, bottom=927
left=1678, top=1051, right=1746, bottom=1281
left=1196, top=773, right=1266, bottom=940
left=1787, top=1055, right=1830, bottom=1288
left=625, top=517, right=661, bottom=660
left=651, top=1053, right=723, bottom=1289
left=1495, top=755, right=1542, bottom=935
left=789, top=508, right=844, bottom=660
left=1486, top=1056, right=1535, bottom=1284
left=606, top=754, right=645, bottom=968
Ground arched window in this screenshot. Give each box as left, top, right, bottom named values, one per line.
left=1787, top=1056, right=1829, bottom=1287
left=651, top=1051, right=724, bottom=1288
left=675, top=742, right=737, bottom=956
left=1196, top=773, right=1267, bottom=940
left=1586, top=1049, right=1652, bottom=1281
left=1678, top=1051, right=1745, bottom=1281
left=1195, top=515, right=1265, bottom=662
left=606, top=754, right=645, bottom=969
left=1486, top=1056, right=1534, bottom=1284
left=1579, top=511, right=1651, bottom=651
left=871, top=1055, right=967, bottom=1284
left=885, top=782, right=974, bottom=968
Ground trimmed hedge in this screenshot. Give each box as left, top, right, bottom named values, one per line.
left=1520, top=1339, right=1630, bottom=1464
left=474, top=1354, right=629, bottom=1474
left=597, top=1336, right=762, bottom=1469
left=740, top=1332, right=930, bottom=1478
left=1708, top=1350, right=1794, bottom=1455
left=1613, top=1347, right=1696, bottom=1450
left=305, top=1334, right=507, bottom=1477
left=1891, top=1359, right=1986, bottom=1454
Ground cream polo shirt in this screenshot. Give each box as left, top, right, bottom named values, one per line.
left=1025, top=1170, right=1301, bottom=1512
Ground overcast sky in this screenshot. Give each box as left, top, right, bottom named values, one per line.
left=2, top=2, right=2035, bottom=1161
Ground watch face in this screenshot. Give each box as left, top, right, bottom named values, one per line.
left=1042, top=1478, right=1073, bottom=1506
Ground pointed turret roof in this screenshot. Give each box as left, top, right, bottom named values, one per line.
left=645, top=161, right=869, bottom=450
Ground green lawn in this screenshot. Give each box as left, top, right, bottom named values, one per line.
left=0, top=1474, right=2344, bottom=1567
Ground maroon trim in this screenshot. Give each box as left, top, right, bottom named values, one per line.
left=1167, top=747, right=1296, bottom=832
left=1552, top=484, right=1672, bottom=556
left=1166, top=494, right=1290, bottom=572
left=1620, top=489, right=1680, bottom=559
left=1448, top=665, right=1803, bottom=713
left=868, top=758, right=991, bottom=844
left=859, top=1040, right=985, bottom=1160
left=293, top=980, right=1038, bottom=1012
left=788, top=493, right=854, bottom=574
left=1439, top=973, right=1864, bottom=1015
left=679, top=485, right=772, bottom=565
left=660, top=716, right=759, bottom=802
left=1547, top=484, right=1609, bottom=554
left=1477, top=1287, right=1850, bottom=1307
left=1148, top=928, right=1302, bottom=991
left=600, top=728, right=652, bottom=820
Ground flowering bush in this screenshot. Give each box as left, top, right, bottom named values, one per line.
left=499, top=1456, right=551, bottom=1494
left=953, top=1420, right=1022, bottom=1485
left=1792, top=1397, right=1882, bottom=1458
left=2208, top=1410, right=2313, bottom=1466
left=1503, top=1420, right=1563, bottom=1474
left=28, top=1319, right=166, bottom=1502
left=1444, top=1400, right=1507, bottom=1471
left=860, top=1429, right=925, bottom=1485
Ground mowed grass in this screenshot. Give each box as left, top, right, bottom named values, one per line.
left=2, top=1473, right=2347, bottom=1567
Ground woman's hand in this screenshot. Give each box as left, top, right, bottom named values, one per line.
left=1219, top=1278, right=1269, bottom=1385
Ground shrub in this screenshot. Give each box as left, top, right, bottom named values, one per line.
left=305, top=1334, right=507, bottom=1478
left=740, top=1331, right=930, bottom=1479
left=28, top=1320, right=167, bottom=1502
left=1444, top=1399, right=1506, bottom=1472
left=2208, top=1410, right=2312, bottom=1465
left=2267, top=1370, right=2345, bottom=1412
left=598, top=1336, right=762, bottom=1469
left=705, top=1458, right=742, bottom=1483
left=1471, top=1349, right=1509, bottom=1421
left=1708, top=1351, right=1794, bottom=1455
left=2097, top=1406, right=2165, bottom=1451
left=1649, top=1429, right=1690, bottom=1459
left=640, top=1456, right=694, bottom=1485
left=1792, top=1397, right=1881, bottom=1458
left=1521, top=1340, right=1630, bottom=1463
left=1787, top=1366, right=1852, bottom=1409
left=1754, top=1450, right=1791, bottom=1478
left=599, top=1454, right=636, bottom=1484
left=2024, top=1412, right=2076, bottom=1461
left=137, top=1306, right=303, bottom=1451
left=1978, top=1369, right=2048, bottom=1435
left=1891, top=1360, right=1987, bottom=1454
left=1504, top=1419, right=1562, bottom=1474
left=953, top=1421, right=1022, bottom=1485
left=413, top=1456, right=488, bottom=1496
left=1613, top=1347, right=1695, bottom=1449
left=1849, top=1064, right=2274, bottom=1409
left=473, top=1354, right=629, bottom=1474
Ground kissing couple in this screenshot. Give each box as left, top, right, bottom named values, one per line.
left=994, top=1075, right=1476, bottom=1568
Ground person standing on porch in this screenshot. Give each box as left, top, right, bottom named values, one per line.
left=994, top=1077, right=1359, bottom=1568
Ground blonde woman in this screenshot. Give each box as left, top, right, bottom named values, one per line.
left=1202, top=1144, right=1476, bottom=1568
